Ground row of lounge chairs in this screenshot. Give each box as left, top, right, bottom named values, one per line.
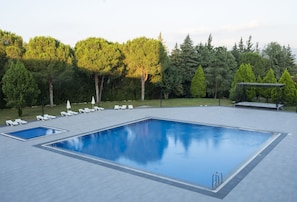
left=61, top=107, right=104, bottom=117
left=114, top=105, right=134, bottom=110
left=36, top=114, right=57, bottom=121
left=79, top=106, right=104, bottom=113
left=6, top=119, right=28, bottom=126
left=61, top=110, right=78, bottom=116
left=5, top=114, right=56, bottom=125
left=5, top=106, right=105, bottom=126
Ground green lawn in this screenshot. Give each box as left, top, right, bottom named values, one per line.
left=0, top=98, right=295, bottom=126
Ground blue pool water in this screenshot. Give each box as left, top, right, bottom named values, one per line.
left=49, top=119, right=272, bottom=189
left=9, top=127, right=64, bottom=140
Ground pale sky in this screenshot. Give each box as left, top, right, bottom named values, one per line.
left=1, top=0, right=297, bottom=55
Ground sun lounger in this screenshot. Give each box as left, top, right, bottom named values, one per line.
left=94, top=106, right=104, bottom=111
left=128, top=105, right=134, bottom=109
left=67, top=110, right=78, bottom=115
left=60, top=111, right=72, bottom=116
left=114, top=105, right=120, bottom=110
left=44, top=114, right=56, bottom=119
left=84, top=108, right=95, bottom=112
left=6, top=120, right=19, bottom=126
left=15, top=118, right=27, bottom=124
left=121, top=105, right=127, bottom=110
left=36, top=115, right=49, bottom=121
left=79, top=109, right=86, bottom=113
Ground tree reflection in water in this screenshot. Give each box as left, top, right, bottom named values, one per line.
left=51, top=119, right=271, bottom=189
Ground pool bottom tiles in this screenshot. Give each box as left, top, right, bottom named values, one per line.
left=44, top=118, right=285, bottom=198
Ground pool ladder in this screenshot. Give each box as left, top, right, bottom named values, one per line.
left=212, top=172, right=223, bottom=189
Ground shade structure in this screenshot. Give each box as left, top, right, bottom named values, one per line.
left=91, top=96, right=95, bottom=105
left=66, top=100, right=71, bottom=110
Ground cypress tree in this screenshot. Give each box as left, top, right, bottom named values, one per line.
left=190, top=65, right=206, bottom=98
left=261, top=68, right=277, bottom=102
left=229, top=63, right=256, bottom=101
left=279, top=68, right=297, bottom=104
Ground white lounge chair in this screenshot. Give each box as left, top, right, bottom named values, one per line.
left=6, top=120, right=19, bottom=126
left=114, top=105, right=120, bottom=110
left=36, top=115, right=49, bottom=121
left=94, top=106, right=104, bottom=111
left=79, top=108, right=86, bottom=113
left=60, top=111, right=72, bottom=116
left=67, top=110, right=78, bottom=115
left=44, top=114, right=56, bottom=119
left=15, top=118, right=27, bottom=125
left=128, top=105, right=134, bottom=109
left=84, top=108, right=95, bottom=112
left=121, top=105, right=127, bottom=110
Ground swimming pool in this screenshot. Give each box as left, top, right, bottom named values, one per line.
left=5, top=127, right=65, bottom=140
left=46, top=118, right=279, bottom=193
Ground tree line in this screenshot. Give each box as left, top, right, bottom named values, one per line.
left=0, top=29, right=296, bottom=116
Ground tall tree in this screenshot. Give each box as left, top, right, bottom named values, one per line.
left=205, top=47, right=236, bottom=98
left=162, top=44, right=183, bottom=98
left=206, top=34, right=213, bottom=50
left=0, top=29, right=24, bottom=60
left=75, top=38, right=122, bottom=104
left=158, top=32, right=168, bottom=53
left=2, top=60, right=39, bottom=116
left=245, top=35, right=254, bottom=52
left=278, top=68, right=297, bottom=104
left=238, top=37, right=244, bottom=53
left=239, top=52, right=266, bottom=77
left=261, top=68, right=277, bottom=102
left=231, top=43, right=240, bottom=67
left=152, top=34, right=169, bottom=84
left=195, top=41, right=213, bottom=69
left=179, top=34, right=199, bottom=97
left=123, top=37, right=167, bottom=101
left=262, top=42, right=296, bottom=79
left=229, top=63, right=256, bottom=101
left=190, top=65, right=206, bottom=98
left=161, top=64, right=183, bottom=99
left=232, top=36, right=255, bottom=66
left=23, top=36, right=73, bottom=107
left=0, top=30, right=24, bottom=108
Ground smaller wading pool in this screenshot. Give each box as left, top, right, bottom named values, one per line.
left=42, top=118, right=285, bottom=198
left=3, top=127, right=65, bottom=140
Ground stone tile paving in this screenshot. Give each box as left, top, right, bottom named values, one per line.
left=0, top=106, right=297, bottom=202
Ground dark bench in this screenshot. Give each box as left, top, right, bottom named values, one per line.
left=235, top=102, right=284, bottom=110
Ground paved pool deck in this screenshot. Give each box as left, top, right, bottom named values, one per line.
left=0, top=106, right=297, bottom=202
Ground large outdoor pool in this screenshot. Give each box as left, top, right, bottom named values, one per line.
left=47, top=118, right=278, bottom=192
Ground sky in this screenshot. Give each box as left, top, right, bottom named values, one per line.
left=1, top=0, right=297, bottom=56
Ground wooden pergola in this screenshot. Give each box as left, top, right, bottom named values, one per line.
left=234, top=82, right=285, bottom=110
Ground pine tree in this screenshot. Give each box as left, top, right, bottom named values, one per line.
left=245, top=35, right=254, bottom=52
left=190, top=65, right=206, bottom=98
left=231, top=43, right=240, bottom=66
left=239, top=52, right=266, bottom=77
left=2, top=60, right=40, bottom=116
left=238, top=37, right=244, bottom=53
left=179, top=35, right=199, bottom=97
left=166, top=44, right=184, bottom=97
left=205, top=47, right=236, bottom=99
left=262, top=42, right=296, bottom=79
